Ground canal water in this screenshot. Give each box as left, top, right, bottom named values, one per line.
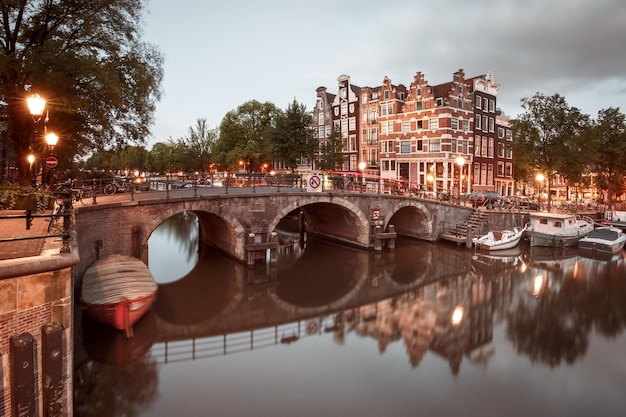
left=73, top=213, right=626, bottom=417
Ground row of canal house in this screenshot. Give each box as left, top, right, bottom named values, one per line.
left=311, top=69, right=514, bottom=197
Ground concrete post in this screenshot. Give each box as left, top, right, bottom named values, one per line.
left=247, top=233, right=255, bottom=266
left=387, top=224, right=396, bottom=250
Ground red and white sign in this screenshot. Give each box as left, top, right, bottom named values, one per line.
left=45, top=156, right=58, bottom=169
left=306, top=174, right=323, bottom=192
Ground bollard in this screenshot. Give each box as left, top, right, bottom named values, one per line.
left=374, top=225, right=382, bottom=252
left=387, top=224, right=396, bottom=250
left=269, top=232, right=278, bottom=264
left=42, top=322, right=64, bottom=417
left=10, top=333, right=36, bottom=417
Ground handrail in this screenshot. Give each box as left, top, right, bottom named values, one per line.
left=0, top=211, right=71, bottom=253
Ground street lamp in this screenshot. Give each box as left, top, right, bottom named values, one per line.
left=455, top=155, right=465, bottom=205
left=27, top=154, right=35, bottom=186
left=27, top=94, right=46, bottom=121
left=358, top=161, right=366, bottom=193
left=535, top=173, right=545, bottom=206
left=239, top=159, right=247, bottom=173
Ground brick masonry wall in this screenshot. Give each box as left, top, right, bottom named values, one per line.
left=0, top=268, right=72, bottom=417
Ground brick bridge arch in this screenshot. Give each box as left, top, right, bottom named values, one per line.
left=73, top=192, right=472, bottom=283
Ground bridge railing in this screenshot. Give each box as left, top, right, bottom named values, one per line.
left=150, top=317, right=338, bottom=364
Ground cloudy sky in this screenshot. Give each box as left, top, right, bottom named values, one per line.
left=142, top=0, right=626, bottom=147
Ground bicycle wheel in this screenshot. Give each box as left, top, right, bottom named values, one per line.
left=80, top=188, right=96, bottom=205
left=104, top=184, right=115, bottom=195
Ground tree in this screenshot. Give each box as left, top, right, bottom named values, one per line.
left=183, top=118, right=217, bottom=174
left=510, top=93, right=590, bottom=211
left=270, top=99, right=316, bottom=170
left=0, top=0, right=164, bottom=185
left=214, top=100, right=279, bottom=171
left=317, top=127, right=344, bottom=171
left=589, top=107, right=626, bottom=209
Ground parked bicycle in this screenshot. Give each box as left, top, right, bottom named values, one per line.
left=52, top=179, right=96, bottom=205
left=104, top=177, right=133, bottom=195
left=47, top=195, right=66, bottom=232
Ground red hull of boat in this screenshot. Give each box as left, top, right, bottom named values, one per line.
left=85, top=293, right=155, bottom=333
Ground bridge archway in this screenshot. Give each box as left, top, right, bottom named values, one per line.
left=269, top=197, right=370, bottom=248
left=387, top=200, right=435, bottom=240
left=143, top=205, right=247, bottom=262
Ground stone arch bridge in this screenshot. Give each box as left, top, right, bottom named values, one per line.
left=72, top=191, right=473, bottom=283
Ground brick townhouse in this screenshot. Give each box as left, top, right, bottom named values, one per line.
left=311, top=69, right=513, bottom=196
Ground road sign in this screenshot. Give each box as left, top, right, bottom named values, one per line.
left=306, top=174, right=322, bottom=192
left=45, top=156, right=58, bottom=169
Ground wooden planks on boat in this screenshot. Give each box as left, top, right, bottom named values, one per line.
left=81, top=254, right=158, bottom=306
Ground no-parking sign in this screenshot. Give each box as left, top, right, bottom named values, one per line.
left=307, top=174, right=323, bottom=192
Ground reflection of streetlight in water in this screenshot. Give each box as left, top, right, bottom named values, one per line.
left=451, top=306, right=464, bottom=325
left=533, top=274, right=545, bottom=297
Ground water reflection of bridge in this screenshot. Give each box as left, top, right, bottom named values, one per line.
left=127, top=239, right=522, bottom=373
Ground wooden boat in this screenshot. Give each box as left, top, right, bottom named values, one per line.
left=81, top=254, right=158, bottom=337
left=578, top=226, right=626, bottom=254
left=473, top=224, right=528, bottom=251
left=529, top=212, right=595, bottom=247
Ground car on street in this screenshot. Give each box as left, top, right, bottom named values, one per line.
left=469, top=190, right=502, bottom=208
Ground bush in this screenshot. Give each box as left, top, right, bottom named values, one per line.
left=0, top=187, right=52, bottom=212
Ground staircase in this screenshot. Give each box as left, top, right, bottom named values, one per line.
left=439, top=209, right=488, bottom=246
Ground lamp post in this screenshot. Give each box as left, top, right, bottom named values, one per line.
left=239, top=159, right=248, bottom=173
left=535, top=173, right=545, bottom=208
left=358, top=161, right=366, bottom=193
left=27, top=154, right=35, bottom=186
left=44, top=132, right=59, bottom=185
left=426, top=173, right=434, bottom=199
left=455, top=155, right=465, bottom=205
left=26, top=94, right=46, bottom=186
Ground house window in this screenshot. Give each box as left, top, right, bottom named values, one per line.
left=475, top=114, right=481, bottom=130
left=489, top=99, right=495, bottom=112
left=369, top=128, right=378, bottom=143
left=488, top=137, right=494, bottom=157
left=489, top=117, right=495, bottom=132
left=482, top=116, right=488, bottom=132
left=381, top=140, right=392, bottom=153
left=318, top=127, right=324, bottom=138
left=417, top=140, right=423, bottom=151
left=362, top=93, right=368, bottom=104
left=430, top=118, right=439, bottom=130
left=498, top=142, right=505, bottom=157
left=318, top=113, right=324, bottom=125
left=417, top=120, right=423, bottom=129
left=417, top=88, right=422, bottom=96
left=416, top=101, right=423, bottom=110
left=341, top=103, right=348, bottom=116
left=498, top=127, right=504, bottom=138
left=436, top=98, right=444, bottom=106
left=402, top=122, right=410, bottom=133
left=474, top=136, right=481, bottom=156
left=462, top=120, right=469, bottom=132
left=430, top=139, right=441, bottom=152
left=362, top=129, right=368, bottom=143
left=482, top=137, right=488, bottom=156
left=349, top=117, right=356, bottom=131
left=475, top=95, right=482, bottom=108
left=400, top=141, right=411, bottom=153
left=325, top=125, right=331, bottom=137
left=505, top=163, right=512, bottom=177
left=384, top=90, right=390, bottom=100
left=451, top=118, right=458, bottom=130
left=497, top=162, right=504, bottom=176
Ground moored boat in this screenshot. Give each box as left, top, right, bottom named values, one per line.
left=81, top=254, right=158, bottom=337
left=473, top=224, right=528, bottom=251
left=578, top=226, right=626, bottom=254
left=529, top=212, right=595, bottom=247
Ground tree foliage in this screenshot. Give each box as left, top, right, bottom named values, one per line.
left=510, top=93, right=590, bottom=210
left=317, top=127, right=344, bottom=171
left=270, top=99, right=316, bottom=170
left=0, top=0, right=164, bottom=185
left=214, top=100, right=279, bottom=171
left=589, top=107, right=626, bottom=208
left=182, top=118, right=217, bottom=173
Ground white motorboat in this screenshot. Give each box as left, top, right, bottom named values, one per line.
left=473, top=224, right=528, bottom=251
left=528, top=212, right=595, bottom=247
left=578, top=226, right=626, bottom=254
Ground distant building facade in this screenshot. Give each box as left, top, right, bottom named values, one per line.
left=312, top=69, right=513, bottom=196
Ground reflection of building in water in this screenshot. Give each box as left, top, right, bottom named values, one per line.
left=350, top=272, right=497, bottom=374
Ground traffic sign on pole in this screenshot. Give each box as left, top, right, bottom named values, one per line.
left=45, top=156, right=58, bottom=169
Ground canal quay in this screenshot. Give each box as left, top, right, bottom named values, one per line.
left=2, top=186, right=624, bottom=417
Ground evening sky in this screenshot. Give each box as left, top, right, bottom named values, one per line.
left=143, top=0, right=626, bottom=146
